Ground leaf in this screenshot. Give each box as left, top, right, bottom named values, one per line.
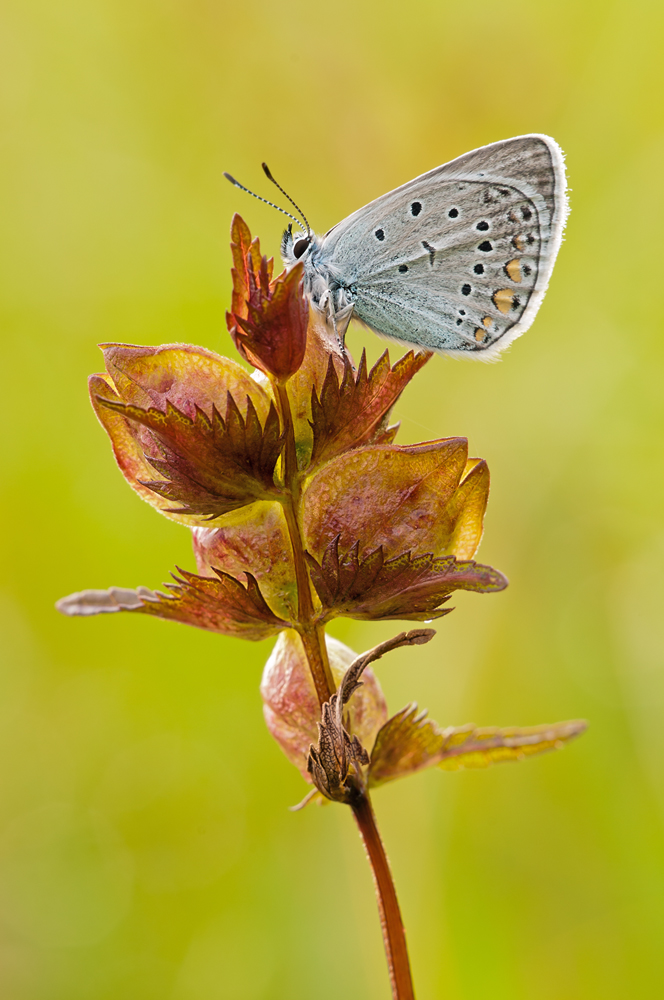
left=192, top=503, right=295, bottom=622
left=56, top=566, right=288, bottom=641
left=306, top=537, right=507, bottom=622
left=54, top=586, right=159, bottom=615
left=101, top=342, right=271, bottom=421
left=91, top=343, right=273, bottom=526
left=96, top=392, right=284, bottom=519
left=368, top=705, right=587, bottom=787
left=226, top=215, right=308, bottom=380
left=310, top=348, right=431, bottom=465
left=368, top=704, right=447, bottom=787
left=302, top=438, right=471, bottom=560
left=440, top=458, right=490, bottom=560
left=436, top=720, right=588, bottom=770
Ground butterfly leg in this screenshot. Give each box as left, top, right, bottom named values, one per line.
left=322, top=293, right=355, bottom=361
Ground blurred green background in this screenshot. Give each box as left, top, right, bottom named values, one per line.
left=1, top=0, right=664, bottom=997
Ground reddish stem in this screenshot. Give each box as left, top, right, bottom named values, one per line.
left=352, top=794, right=416, bottom=1000
left=274, top=376, right=412, bottom=995
left=299, top=623, right=335, bottom=705
left=275, top=380, right=335, bottom=704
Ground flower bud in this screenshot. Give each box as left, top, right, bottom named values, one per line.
left=226, top=215, right=308, bottom=382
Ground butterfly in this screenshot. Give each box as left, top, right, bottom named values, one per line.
left=225, top=134, right=568, bottom=359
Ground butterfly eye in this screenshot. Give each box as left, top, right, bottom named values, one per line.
left=293, top=238, right=311, bottom=259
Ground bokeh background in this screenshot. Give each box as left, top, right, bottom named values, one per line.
left=2, top=1, right=664, bottom=997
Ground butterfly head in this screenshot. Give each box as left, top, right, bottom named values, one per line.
left=281, top=225, right=314, bottom=265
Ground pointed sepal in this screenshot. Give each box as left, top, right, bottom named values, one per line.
left=95, top=392, right=284, bottom=519
left=310, top=348, right=431, bottom=465
left=306, top=537, right=507, bottom=622
left=90, top=343, right=274, bottom=526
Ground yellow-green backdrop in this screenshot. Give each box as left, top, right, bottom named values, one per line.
left=2, top=1, right=663, bottom=997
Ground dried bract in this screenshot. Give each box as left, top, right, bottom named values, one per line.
left=308, top=630, right=435, bottom=803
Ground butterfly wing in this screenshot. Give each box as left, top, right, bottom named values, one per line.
left=319, top=134, right=567, bottom=358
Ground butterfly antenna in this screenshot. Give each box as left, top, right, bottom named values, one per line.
left=223, top=172, right=304, bottom=229
left=262, top=163, right=311, bottom=237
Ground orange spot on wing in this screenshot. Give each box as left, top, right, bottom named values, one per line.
left=482, top=316, right=493, bottom=328
left=512, top=235, right=525, bottom=251
left=505, top=259, right=522, bottom=282
left=492, top=289, right=513, bottom=314
left=474, top=328, right=485, bottom=342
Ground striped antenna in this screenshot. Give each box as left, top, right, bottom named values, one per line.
left=223, top=171, right=307, bottom=233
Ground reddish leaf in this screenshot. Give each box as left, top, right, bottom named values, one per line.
left=96, top=392, right=284, bottom=519
left=310, top=348, right=432, bottom=465
left=56, top=566, right=287, bottom=641
left=192, top=504, right=295, bottom=621
left=100, top=342, right=272, bottom=420
left=226, top=214, right=308, bottom=381
left=306, top=536, right=507, bottom=622
left=91, top=344, right=273, bottom=526
left=302, top=438, right=470, bottom=559
left=368, top=705, right=587, bottom=787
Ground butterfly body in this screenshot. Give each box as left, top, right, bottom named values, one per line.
left=281, top=134, right=568, bottom=359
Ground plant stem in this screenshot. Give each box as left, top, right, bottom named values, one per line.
left=352, top=793, right=415, bottom=1000
left=299, top=622, right=335, bottom=704
left=275, top=381, right=335, bottom=704
left=274, top=385, right=413, bottom=993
